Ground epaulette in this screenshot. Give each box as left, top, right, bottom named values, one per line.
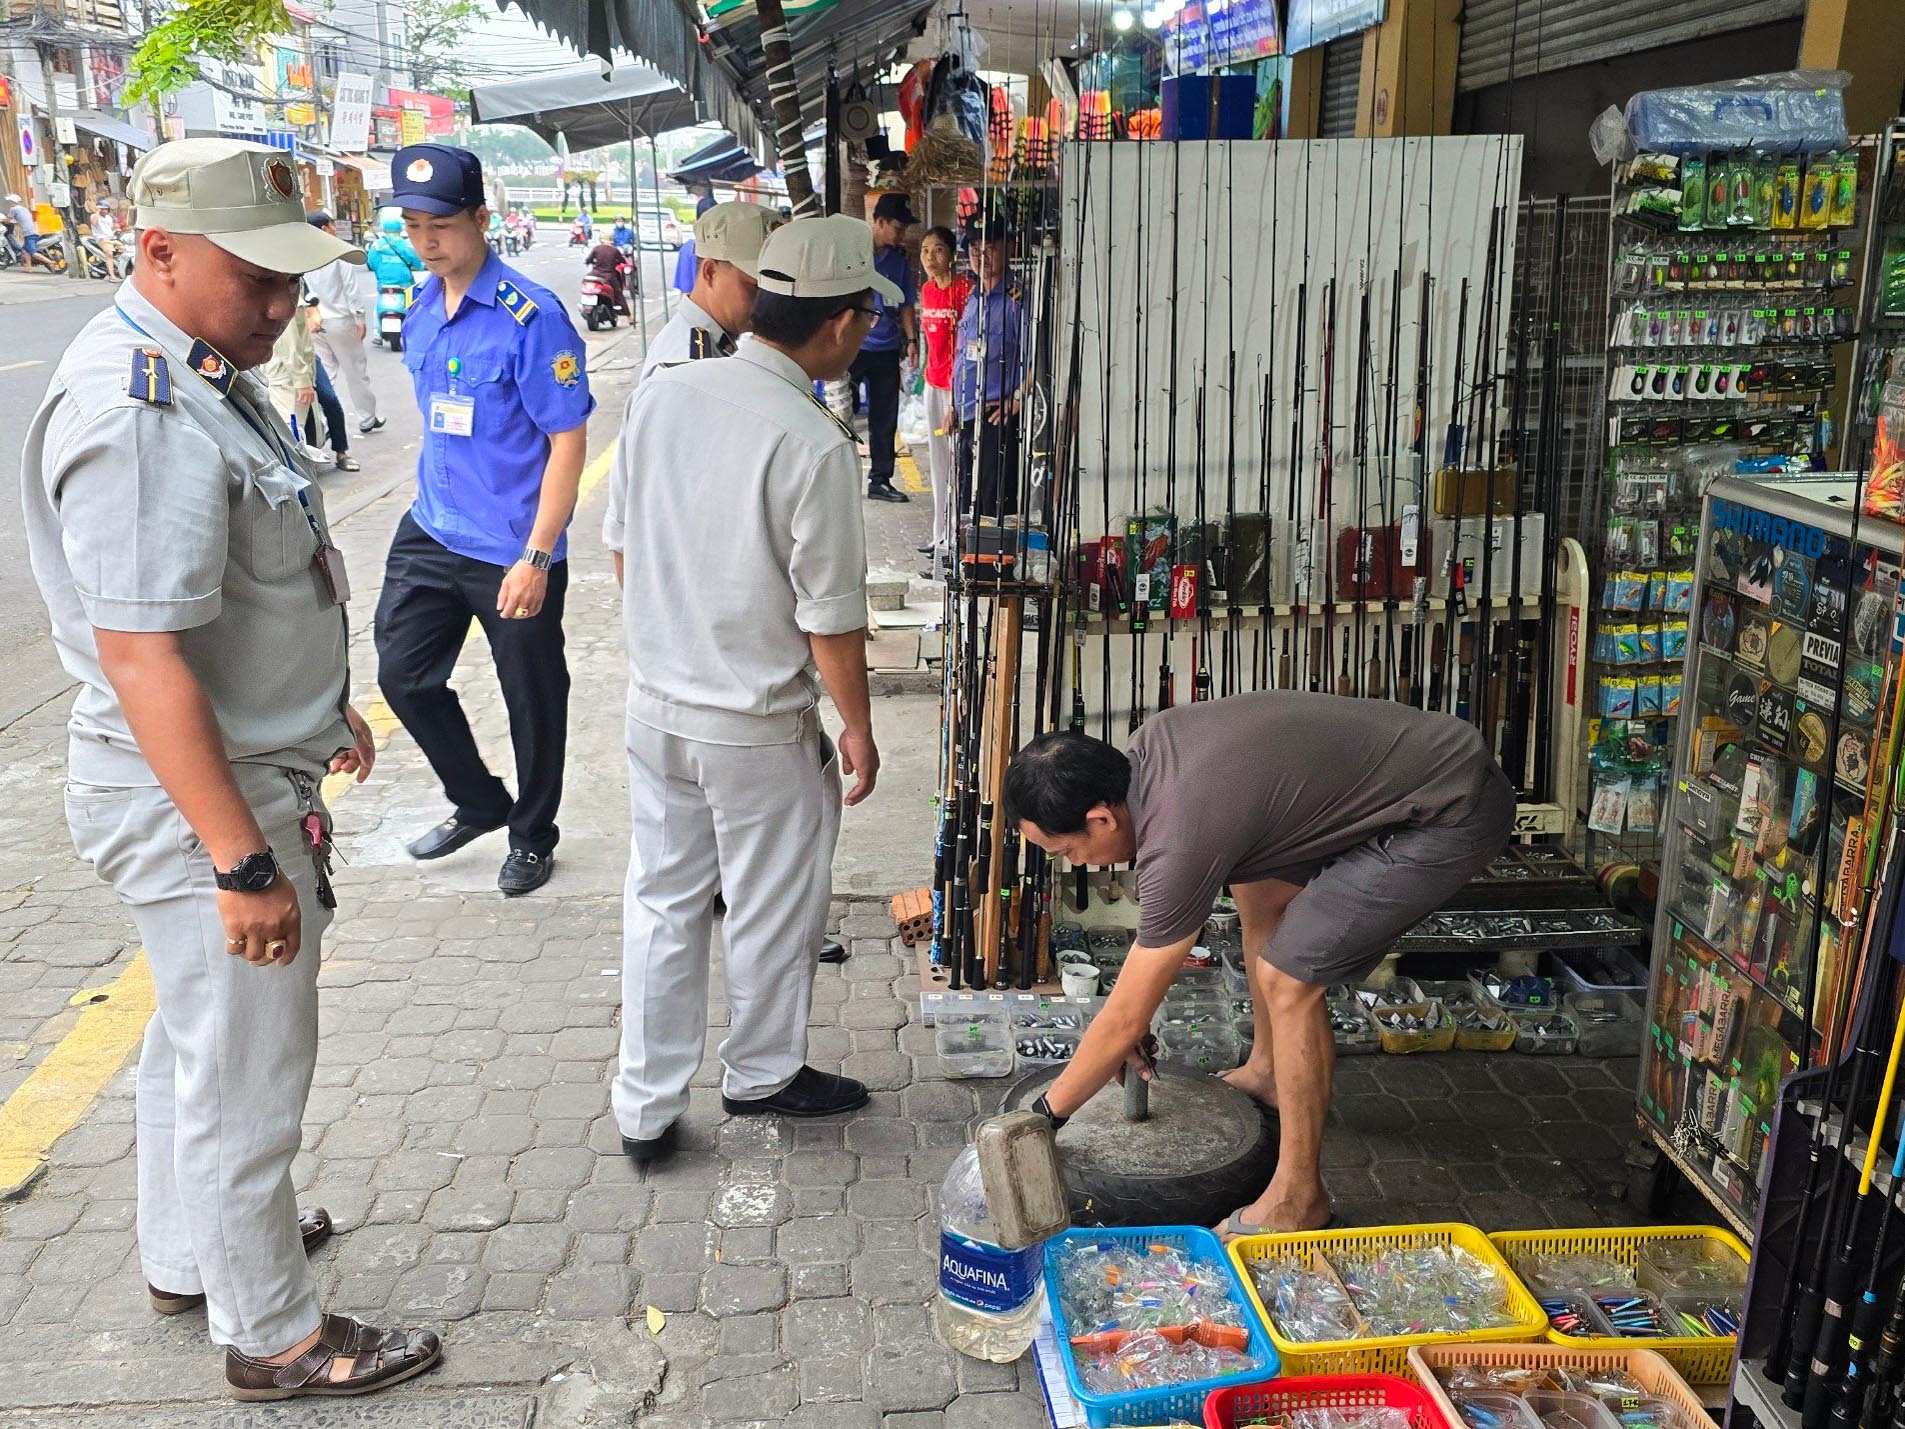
left=127, top=347, right=172, bottom=405
left=496, top=280, right=539, bottom=326
left=689, top=328, right=715, bottom=360
left=184, top=339, right=235, bottom=397
left=805, top=391, right=857, bottom=445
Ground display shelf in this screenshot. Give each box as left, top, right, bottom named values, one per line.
left=1641, top=1121, right=1756, bottom=1243
left=1664, top=919, right=1806, bottom=1022
left=1731, top=1356, right=1801, bottom=1429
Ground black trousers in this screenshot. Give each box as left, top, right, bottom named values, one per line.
left=374, top=512, right=570, bottom=855
left=312, top=361, right=349, bottom=455
left=851, top=347, right=902, bottom=487
left=958, top=409, right=1021, bottom=522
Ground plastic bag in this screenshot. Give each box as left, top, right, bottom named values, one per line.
left=924, top=48, right=989, bottom=147
left=899, top=385, right=930, bottom=446
left=1623, top=70, right=1850, bottom=157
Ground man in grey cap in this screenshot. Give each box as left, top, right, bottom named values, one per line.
left=21, top=137, right=441, bottom=1401
left=609, top=214, right=895, bottom=1167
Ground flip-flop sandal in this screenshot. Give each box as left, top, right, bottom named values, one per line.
left=1215, top=1206, right=1345, bottom=1242
left=335, top=456, right=361, bottom=472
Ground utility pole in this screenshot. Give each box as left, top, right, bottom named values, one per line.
left=38, top=47, right=89, bottom=282
left=753, top=0, right=816, bottom=216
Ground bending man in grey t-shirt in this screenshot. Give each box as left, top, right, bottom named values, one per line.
left=1006, top=691, right=1514, bottom=1236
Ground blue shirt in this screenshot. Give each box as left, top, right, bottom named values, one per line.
left=953, top=279, right=1027, bottom=420
left=401, top=251, right=595, bottom=567
left=673, top=238, right=698, bottom=294
left=861, top=244, right=915, bottom=354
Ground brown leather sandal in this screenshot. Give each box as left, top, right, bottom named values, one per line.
left=225, top=1313, right=442, bottom=1401
left=148, top=1207, right=336, bottom=1314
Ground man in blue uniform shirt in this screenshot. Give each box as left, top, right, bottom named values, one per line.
left=376, top=143, right=594, bottom=896
left=853, top=191, right=918, bottom=503
left=953, top=218, right=1028, bottom=521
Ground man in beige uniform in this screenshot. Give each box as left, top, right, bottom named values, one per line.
left=22, top=138, right=440, bottom=1401
left=610, top=215, right=893, bottom=1166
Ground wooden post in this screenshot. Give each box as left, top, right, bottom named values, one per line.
left=1801, top=0, right=1905, bottom=140
left=754, top=0, right=819, bottom=217
left=1355, top=0, right=1461, bottom=139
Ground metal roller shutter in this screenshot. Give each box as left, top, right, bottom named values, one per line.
left=1319, top=32, right=1363, bottom=138
left=1457, top=0, right=1804, bottom=92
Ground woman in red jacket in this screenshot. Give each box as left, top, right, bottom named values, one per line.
left=917, top=226, right=972, bottom=578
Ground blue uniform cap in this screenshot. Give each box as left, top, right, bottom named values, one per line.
left=391, top=143, right=485, bottom=216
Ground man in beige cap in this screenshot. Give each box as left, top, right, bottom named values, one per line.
left=608, top=214, right=895, bottom=1167
left=20, top=137, right=442, bottom=1402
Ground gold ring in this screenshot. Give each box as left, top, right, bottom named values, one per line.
left=514, top=607, right=530, bottom=617
left=265, top=939, right=287, bottom=954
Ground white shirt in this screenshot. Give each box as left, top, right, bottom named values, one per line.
left=616, top=336, right=867, bottom=746
left=601, top=294, right=733, bottom=553
left=304, top=256, right=366, bottom=323
left=91, top=210, right=116, bottom=241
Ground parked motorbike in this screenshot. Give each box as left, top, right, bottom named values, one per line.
left=377, top=283, right=413, bottom=352
left=579, top=270, right=624, bottom=331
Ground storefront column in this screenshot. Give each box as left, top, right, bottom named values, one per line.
left=1799, top=0, right=1905, bottom=139
left=1353, top=0, right=1460, bottom=138
left=1285, top=49, right=1324, bottom=139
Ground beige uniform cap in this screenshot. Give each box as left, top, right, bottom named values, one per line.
left=131, top=138, right=362, bottom=274
left=692, top=201, right=775, bottom=278
left=755, top=214, right=902, bottom=302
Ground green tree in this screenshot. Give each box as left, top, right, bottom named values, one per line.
left=124, top=0, right=288, bottom=109
left=402, top=0, right=485, bottom=97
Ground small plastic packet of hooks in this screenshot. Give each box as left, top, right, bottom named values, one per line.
left=1333, top=1244, right=1520, bottom=1337
left=1249, top=1256, right=1367, bottom=1343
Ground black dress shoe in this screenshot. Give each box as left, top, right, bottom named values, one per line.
left=724, top=1066, right=868, bottom=1118
left=621, top=1123, right=678, bottom=1168
left=407, top=817, right=502, bottom=861
left=866, top=483, right=910, bottom=503
left=916, top=543, right=934, bottom=555
left=358, top=415, right=387, bottom=435
left=498, top=849, right=554, bottom=896
left=818, top=939, right=847, bottom=964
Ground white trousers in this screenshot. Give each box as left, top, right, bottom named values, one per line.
left=313, top=320, right=380, bottom=426
left=924, top=383, right=956, bottom=559
left=613, top=715, right=842, bottom=1140
left=64, top=763, right=331, bottom=1357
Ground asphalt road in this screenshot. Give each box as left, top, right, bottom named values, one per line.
left=0, top=230, right=675, bottom=728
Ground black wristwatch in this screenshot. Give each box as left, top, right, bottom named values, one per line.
left=215, top=849, right=281, bottom=893
left=1032, top=1093, right=1068, bottom=1131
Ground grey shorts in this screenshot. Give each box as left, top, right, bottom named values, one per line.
left=1262, top=761, right=1516, bottom=987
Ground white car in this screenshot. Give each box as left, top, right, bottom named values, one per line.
left=633, top=204, right=682, bottom=250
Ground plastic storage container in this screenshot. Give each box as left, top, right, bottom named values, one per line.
left=1513, top=1013, right=1579, bottom=1056
left=1013, top=1026, right=1081, bottom=1066
left=1488, top=1227, right=1749, bottom=1383
left=1447, top=1390, right=1549, bottom=1429
left=1377, top=1001, right=1456, bottom=1054
left=1635, top=1239, right=1748, bottom=1298
left=1408, top=1344, right=1719, bottom=1429
left=1044, top=1226, right=1278, bottom=1427
left=935, top=1005, right=1015, bottom=1078
left=1204, top=1373, right=1451, bottom=1429
left=1228, top=1224, right=1548, bottom=1375
left=1563, top=991, right=1645, bottom=1057
left=1524, top=1389, right=1622, bottom=1429
left=1355, top=977, right=1429, bottom=1019
left=1553, top=948, right=1650, bottom=997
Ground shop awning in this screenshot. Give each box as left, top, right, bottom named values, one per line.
left=496, top=0, right=932, bottom=139
left=468, top=61, right=739, bottom=154
left=668, top=132, right=762, bottom=187
left=321, top=152, right=394, bottom=188
left=69, top=110, right=156, bottom=151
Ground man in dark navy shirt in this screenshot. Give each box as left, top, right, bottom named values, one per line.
left=853, top=191, right=918, bottom=503
left=375, top=143, right=595, bottom=896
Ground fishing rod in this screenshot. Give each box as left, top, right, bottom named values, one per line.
left=1221, top=142, right=1241, bottom=701
left=1830, top=1101, right=1905, bottom=1429
left=1317, top=277, right=1338, bottom=695
left=1430, top=276, right=1471, bottom=714
left=1285, top=275, right=1309, bottom=693
left=1347, top=277, right=1373, bottom=698
left=1465, top=204, right=1505, bottom=735
left=1158, top=139, right=1185, bottom=719
left=1499, top=197, right=1538, bottom=788
left=1374, top=270, right=1402, bottom=702
left=1403, top=273, right=1433, bottom=708
left=1530, top=195, right=1569, bottom=800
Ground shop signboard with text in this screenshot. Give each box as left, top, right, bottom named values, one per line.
left=1163, top=0, right=1282, bottom=74
left=328, top=71, right=373, bottom=151
left=1285, top=0, right=1386, bottom=53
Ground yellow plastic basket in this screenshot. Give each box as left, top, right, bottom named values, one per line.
left=1487, top=1226, right=1748, bottom=1385
left=1227, top=1223, right=1550, bottom=1376
left=1407, top=1343, right=1719, bottom=1429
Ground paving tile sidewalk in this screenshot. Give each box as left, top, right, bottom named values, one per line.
left=0, top=431, right=1645, bottom=1424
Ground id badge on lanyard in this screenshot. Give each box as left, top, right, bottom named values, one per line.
left=299, top=491, right=351, bottom=607
left=430, top=393, right=475, bottom=435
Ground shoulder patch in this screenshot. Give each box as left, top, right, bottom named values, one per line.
left=496, top=280, right=539, bottom=326
left=127, top=347, right=172, bottom=405
left=550, top=350, right=581, bottom=388
left=805, top=390, right=857, bottom=445
left=184, top=339, right=235, bottom=397
left=688, top=328, right=714, bottom=360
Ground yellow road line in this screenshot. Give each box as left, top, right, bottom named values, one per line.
left=0, top=956, right=154, bottom=1197
left=0, top=445, right=619, bottom=1197
left=895, top=446, right=930, bottom=495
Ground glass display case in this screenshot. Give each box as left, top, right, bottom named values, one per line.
left=1638, top=473, right=1903, bottom=1235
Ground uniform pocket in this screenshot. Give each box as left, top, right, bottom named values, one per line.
left=233, top=466, right=315, bottom=583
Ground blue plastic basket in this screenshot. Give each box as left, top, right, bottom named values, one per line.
left=1042, top=1225, right=1281, bottom=1427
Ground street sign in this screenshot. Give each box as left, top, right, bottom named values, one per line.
left=54, top=116, right=75, bottom=145
left=18, top=118, right=34, bottom=166
left=328, top=72, right=373, bottom=152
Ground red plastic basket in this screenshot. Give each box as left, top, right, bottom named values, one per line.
left=1205, top=1373, right=1453, bottom=1429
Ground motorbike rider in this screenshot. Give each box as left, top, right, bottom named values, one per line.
left=364, top=207, right=427, bottom=347
left=584, top=237, right=630, bottom=318
left=611, top=215, right=635, bottom=251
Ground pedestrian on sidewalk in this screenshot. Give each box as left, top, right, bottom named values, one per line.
left=916, top=225, right=971, bottom=577
left=609, top=214, right=894, bottom=1166
left=854, top=191, right=919, bottom=504
left=21, top=136, right=440, bottom=1401
left=303, top=211, right=385, bottom=435
left=952, top=217, right=1028, bottom=520
left=602, top=198, right=848, bottom=968
left=374, top=143, right=594, bottom=897
left=1005, top=693, right=1514, bottom=1238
